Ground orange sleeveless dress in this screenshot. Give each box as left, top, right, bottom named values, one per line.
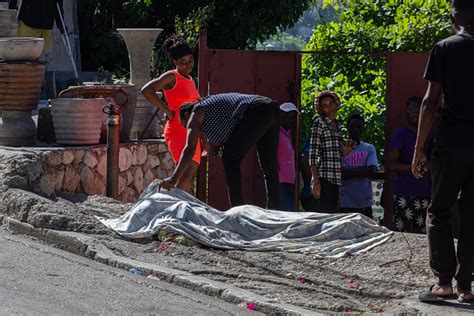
left=163, top=70, right=201, bottom=164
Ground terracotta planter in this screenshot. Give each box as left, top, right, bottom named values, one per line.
left=0, top=9, right=17, bottom=37
left=0, top=63, right=45, bottom=112
left=51, top=98, right=106, bottom=145
left=0, top=37, right=44, bottom=62
left=57, top=84, right=137, bottom=142
left=0, top=62, right=45, bottom=146
left=117, top=28, right=164, bottom=139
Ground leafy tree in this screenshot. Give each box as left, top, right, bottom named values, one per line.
left=78, top=0, right=311, bottom=72
left=301, top=0, right=452, bottom=159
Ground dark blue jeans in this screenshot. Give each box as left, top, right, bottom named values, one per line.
left=280, top=183, right=295, bottom=212
left=222, top=98, right=280, bottom=209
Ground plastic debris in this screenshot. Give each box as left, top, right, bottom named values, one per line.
left=147, top=274, right=160, bottom=280
left=345, top=307, right=353, bottom=312
left=246, top=303, right=256, bottom=311
left=347, top=279, right=354, bottom=283
left=343, top=274, right=350, bottom=278
left=298, top=278, right=305, bottom=284
left=159, top=243, right=167, bottom=249
left=129, top=268, right=143, bottom=275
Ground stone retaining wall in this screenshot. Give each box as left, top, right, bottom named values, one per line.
left=0, top=140, right=174, bottom=202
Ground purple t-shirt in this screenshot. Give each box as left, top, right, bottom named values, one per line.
left=389, top=127, right=431, bottom=197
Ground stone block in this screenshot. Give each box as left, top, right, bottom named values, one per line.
left=97, top=153, right=107, bottom=178
left=63, top=151, right=75, bottom=165
left=54, top=169, right=65, bottom=191
left=80, top=166, right=105, bottom=196
left=45, top=151, right=63, bottom=167
left=143, top=169, right=154, bottom=187
left=146, top=155, right=160, bottom=169
left=63, top=166, right=80, bottom=193
left=136, top=145, right=148, bottom=165
left=119, top=187, right=137, bottom=203
left=119, top=148, right=133, bottom=172
left=126, top=171, right=133, bottom=185
left=158, top=143, right=169, bottom=153
left=83, top=151, right=98, bottom=168
left=132, top=168, right=144, bottom=193
left=73, top=150, right=85, bottom=164
left=161, top=152, right=175, bottom=170
left=118, top=175, right=127, bottom=195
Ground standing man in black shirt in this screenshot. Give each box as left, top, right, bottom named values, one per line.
left=413, top=0, right=474, bottom=302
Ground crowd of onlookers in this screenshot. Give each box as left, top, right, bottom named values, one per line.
left=278, top=93, right=431, bottom=235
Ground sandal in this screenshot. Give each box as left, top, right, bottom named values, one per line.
left=419, top=284, right=454, bottom=303
left=454, top=287, right=474, bottom=303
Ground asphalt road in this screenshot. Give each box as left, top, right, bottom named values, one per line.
left=0, top=229, right=259, bottom=315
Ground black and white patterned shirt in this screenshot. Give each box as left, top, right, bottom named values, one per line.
left=309, top=116, right=343, bottom=186
left=193, top=93, right=258, bottom=144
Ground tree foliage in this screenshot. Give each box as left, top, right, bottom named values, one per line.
left=301, top=0, right=452, bottom=159
left=78, top=0, right=310, bottom=72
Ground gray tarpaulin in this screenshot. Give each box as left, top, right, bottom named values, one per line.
left=97, top=183, right=393, bottom=258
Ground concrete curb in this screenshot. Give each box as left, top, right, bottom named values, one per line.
left=2, top=216, right=322, bottom=315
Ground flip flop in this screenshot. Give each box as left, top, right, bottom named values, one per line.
left=455, top=288, right=474, bottom=303
left=418, top=284, right=454, bottom=303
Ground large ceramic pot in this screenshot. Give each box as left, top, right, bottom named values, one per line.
left=51, top=98, right=106, bottom=145
left=0, top=9, right=17, bottom=37
left=57, top=84, right=136, bottom=142
left=0, top=37, right=44, bottom=62
left=0, top=62, right=45, bottom=146
left=117, top=28, right=163, bottom=139
left=0, top=62, right=45, bottom=112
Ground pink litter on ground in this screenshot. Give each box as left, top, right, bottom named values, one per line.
left=298, top=278, right=305, bottom=284
left=350, top=285, right=357, bottom=289
left=345, top=307, right=353, bottom=312
left=347, top=279, right=354, bottom=283
left=247, top=303, right=256, bottom=310
left=147, top=274, right=160, bottom=280
left=159, top=244, right=167, bottom=249
left=343, top=274, right=350, bottom=278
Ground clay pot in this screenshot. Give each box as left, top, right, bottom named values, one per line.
left=0, top=37, right=44, bottom=62
left=51, top=98, right=106, bottom=145
left=0, top=62, right=45, bottom=112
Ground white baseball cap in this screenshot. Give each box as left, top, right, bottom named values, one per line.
left=279, top=102, right=299, bottom=113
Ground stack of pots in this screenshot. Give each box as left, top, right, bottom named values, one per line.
left=0, top=4, right=46, bottom=147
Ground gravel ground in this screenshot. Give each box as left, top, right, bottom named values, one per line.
left=89, top=230, right=434, bottom=313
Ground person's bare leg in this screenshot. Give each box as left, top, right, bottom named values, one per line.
left=176, top=161, right=200, bottom=193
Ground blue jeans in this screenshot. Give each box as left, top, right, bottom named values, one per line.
left=280, top=183, right=295, bottom=211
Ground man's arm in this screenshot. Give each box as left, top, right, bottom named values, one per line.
left=162, top=109, right=204, bottom=188
left=412, top=81, right=443, bottom=178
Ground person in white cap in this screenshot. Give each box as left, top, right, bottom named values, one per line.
left=278, top=102, right=299, bottom=211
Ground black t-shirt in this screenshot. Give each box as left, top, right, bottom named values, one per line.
left=424, top=33, right=474, bottom=150
left=18, top=0, right=63, bottom=30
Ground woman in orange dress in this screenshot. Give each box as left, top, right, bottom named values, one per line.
left=141, top=36, right=201, bottom=192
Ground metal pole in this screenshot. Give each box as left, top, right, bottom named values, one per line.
left=104, top=101, right=120, bottom=199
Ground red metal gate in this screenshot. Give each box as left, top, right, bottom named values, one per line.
left=197, top=32, right=301, bottom=210
left=384, top=52, right=430, bottom=228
